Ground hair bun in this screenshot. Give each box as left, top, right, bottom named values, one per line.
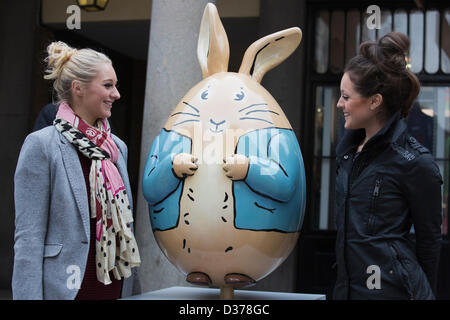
left=378, top=31, right=409, bottom=58
left=44, top=41, right=77, bottom=80
left=378, top=31, right=409, bottom=69
left=359, top=32, right=408, bottom=74
left=359, top=41, right=378, bottom=62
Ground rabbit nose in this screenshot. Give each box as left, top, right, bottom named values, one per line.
left=210, top=118, right=226, bottom=126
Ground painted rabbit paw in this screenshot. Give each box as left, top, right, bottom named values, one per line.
left=222, top=154, right=249, bottom=180
left=173, top=153, right=198, bottom=178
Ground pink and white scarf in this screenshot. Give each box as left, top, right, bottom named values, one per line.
left=54, top=102, right=140, bottom=285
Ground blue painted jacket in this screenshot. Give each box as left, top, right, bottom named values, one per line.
left=142, top=127, right=306, bottom=233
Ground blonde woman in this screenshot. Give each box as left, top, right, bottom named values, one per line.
left=13, top=41, right=140, bottom=300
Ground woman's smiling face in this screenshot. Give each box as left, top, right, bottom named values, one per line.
left=336, top=72, right=374, bottom=130
left=75, top=62, right=120, bottom=126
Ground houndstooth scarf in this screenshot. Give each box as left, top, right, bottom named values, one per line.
left=54, top=102, right=140, bottom=285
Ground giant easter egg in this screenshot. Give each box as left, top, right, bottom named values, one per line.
left=143, top=3, right=305, bottom=289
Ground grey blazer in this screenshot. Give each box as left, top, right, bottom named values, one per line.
left=13, top=126, right=140, bottom=300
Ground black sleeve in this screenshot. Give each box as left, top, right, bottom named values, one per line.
left=405, top=153, right=443, bottom=293
left=33, top=104, right=57, bottom=132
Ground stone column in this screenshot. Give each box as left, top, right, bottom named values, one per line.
left=135, top=0, right=214, bottom=293
left=251, top=0, right=307, bottom=293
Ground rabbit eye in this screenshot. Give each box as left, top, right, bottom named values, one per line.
left=201, top=90, right=208, bottom=100
left=234, top=91, right=245, bottom=101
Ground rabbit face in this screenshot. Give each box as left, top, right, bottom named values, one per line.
left=165, top=72, right=292, bottom=139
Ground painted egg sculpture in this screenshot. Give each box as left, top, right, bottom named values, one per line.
left=143, top=3, right=306, bottom=289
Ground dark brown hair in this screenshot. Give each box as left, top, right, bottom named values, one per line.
left=344, top=32, right=420, bottom=119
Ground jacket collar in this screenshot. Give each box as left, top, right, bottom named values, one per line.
left=336, top=111, right=406, bottom=157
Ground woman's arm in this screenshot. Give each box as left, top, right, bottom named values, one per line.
left=405, top=154, right=443, bottom=293
left=13, top=133, right=51, bottom=299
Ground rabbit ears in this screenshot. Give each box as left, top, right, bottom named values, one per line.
left=197, top=3, right=302, bottom=83
left=238, top=27, right=302, bottom=83
left=197, top=3, right=230, bottom=79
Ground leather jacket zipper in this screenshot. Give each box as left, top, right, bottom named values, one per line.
left=368, top=179, right=381, bottom=234
left=373, top=179, right=381, bottom=197
left=371, top=179, right=381, bottom=207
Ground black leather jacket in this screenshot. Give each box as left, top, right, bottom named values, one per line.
left=333, top=111, right=443, bottom=300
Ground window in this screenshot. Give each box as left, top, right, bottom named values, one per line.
left=410, top=10, right=424, bottom=73
left=313, top=86, right=342, bottom=230
left=425, top=10, right=440, bottom=74
left=314, top=10, right=329, bottom=74
left=314, top=7, right=449, bottom=75
left=329, top=10, right=345, bottom=73
left=442, top=10, right=450, bottom=73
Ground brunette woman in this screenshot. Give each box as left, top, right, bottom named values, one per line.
left=334, top=32, right=442, bottom=299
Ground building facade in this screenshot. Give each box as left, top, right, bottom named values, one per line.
left=0, top=0, right=449, bottom=299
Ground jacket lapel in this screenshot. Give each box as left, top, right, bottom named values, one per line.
left=58, top=133, right=90, bottom=240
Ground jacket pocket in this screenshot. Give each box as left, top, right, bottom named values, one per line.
left=390, top=243, right=414, bottom=300
left=367, top=176, right=382, bottom=235
left=43, top=244, right=63, bottom=258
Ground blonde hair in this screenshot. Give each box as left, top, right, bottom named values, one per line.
left=44, top=41, right=111, bottom=104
